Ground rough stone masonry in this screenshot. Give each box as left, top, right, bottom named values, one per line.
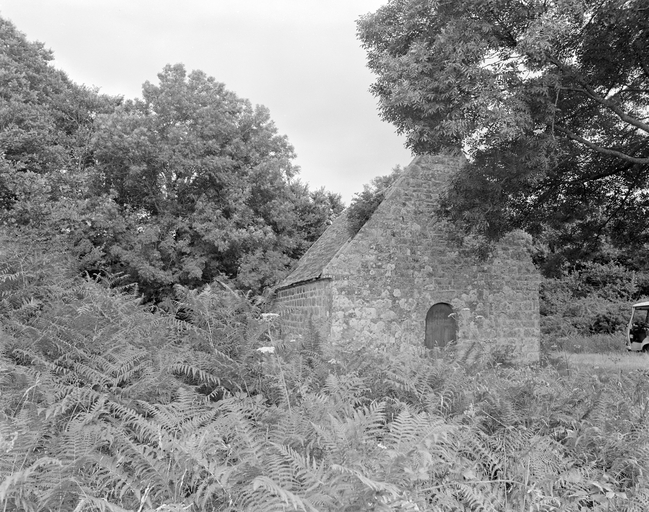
left=274, top=154, right=540, bottom=364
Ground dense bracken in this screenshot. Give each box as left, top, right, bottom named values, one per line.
left=3, top=8, right=649, bottom=512
left=2, top=237, right=649, bottom=512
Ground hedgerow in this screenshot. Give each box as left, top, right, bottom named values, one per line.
left=2, top=238, right=649, bottom=511
left=540, top=262, right=649, bottom=353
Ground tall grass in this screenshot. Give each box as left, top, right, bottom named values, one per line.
left=543, top=332, right=627, bottom=353
left=549, top=351, right=649, bottom=372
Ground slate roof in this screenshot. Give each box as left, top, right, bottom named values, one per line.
left=277, top=208, right=352, bottom=289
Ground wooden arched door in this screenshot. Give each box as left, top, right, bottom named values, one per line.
left=424, top=303, right=456, bottom=349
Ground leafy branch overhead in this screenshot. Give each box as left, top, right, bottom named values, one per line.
left=357, top=0, right=649, bottom=270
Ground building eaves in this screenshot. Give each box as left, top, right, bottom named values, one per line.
left=276, top=209, right=352, bottom=290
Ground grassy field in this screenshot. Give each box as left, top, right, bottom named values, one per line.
left=550, top=350, right=649, bottom=372
left=543, top=332, right=649, bottom=371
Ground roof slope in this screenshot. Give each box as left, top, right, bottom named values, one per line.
left=277, top=156, right=422, bottom=290
left=277, top=208, right=352, bottom=289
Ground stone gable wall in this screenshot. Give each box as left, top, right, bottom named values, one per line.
left=274, top=279, right=332, bottom=341
left=322, top=155, right=540, bottom=363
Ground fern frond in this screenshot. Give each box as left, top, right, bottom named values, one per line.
left=72, top=496, right=133, bottom=512
left=626, top=489, right=649, bottom=512
left=0, top=456, right=63, bottom=506
left=105, top=401, right=160, bottom=445
left=331, top=464, right=401, bottom=497
left=267, top=408, right=310, bottom=449
left=427, top=369, right=467, bottom=419
left=138, top=389, right=217, bottom=436
left=251, top=475, right=319, bottom=512
left=272, top=443, right=327, bottom=489
left=454, top=427, right=504, bottom=484
left=526, top=435, right=568, bottom=483
left=89, top=446, right=144, bottom=505
left=351, top=401, right=387, bottom=440
left=170, top=362, right=224, bottom=389
left=386, top=408, right=450, bottom=452
left=108, top=431, right=175, bottom=502
left=451, top=481, right=501, bottom=512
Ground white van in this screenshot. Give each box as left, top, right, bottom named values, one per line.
left=627, top=301, right=649, bottom=352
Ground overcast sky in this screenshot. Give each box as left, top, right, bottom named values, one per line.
left=0, top=0, right=413, bottom=203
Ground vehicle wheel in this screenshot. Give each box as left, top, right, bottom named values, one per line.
left=643, top=345, right=649, bottom=353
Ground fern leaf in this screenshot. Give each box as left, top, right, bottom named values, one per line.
left=251, top=475, right=319, bottom=512
left=72, top=496, right=133, bottom=512
left=331, top=464, right=401, bottom=497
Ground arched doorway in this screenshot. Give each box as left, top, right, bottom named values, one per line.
left=424, top=303, right=456, bottom=349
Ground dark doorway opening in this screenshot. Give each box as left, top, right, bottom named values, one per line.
left=425, top=303, right=456, bottom=349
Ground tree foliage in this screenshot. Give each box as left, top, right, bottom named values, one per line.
left=79, top=63, right=342, bottom=297
left=358, top=0, right=649, bottom=271
left=540, top=261, right=649, bottom=339
left=0, top=17, right=342, bottom=299
left=346, top=165, right=402, bottom=236
left=0, top=17, right=119, bottom=217
left=0, top=18, right=117, bottom=175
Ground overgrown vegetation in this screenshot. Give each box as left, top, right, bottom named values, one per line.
left=3, top=8, right=649, bottom=511
left=540, top=262, right=649, bottom=352
left=3, top=242, right=649, bottom=512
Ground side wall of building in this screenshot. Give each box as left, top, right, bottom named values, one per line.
left=322, top=155, right=540, bottom=363
left=274, top=279, right=333, bottom=341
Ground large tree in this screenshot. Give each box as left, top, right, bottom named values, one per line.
left=0, top=17, right=342, bottom=299
left=0, top=17, right=119, bottom=221
left=0, top=17, right=107, bottom=174
left=79, top=64, right=341, bottom=298
left=358, top=0, right=649, bottom=272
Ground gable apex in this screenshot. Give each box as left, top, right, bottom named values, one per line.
left=276, top=154, right=465, bottom=290
left=274, top=152, right=540, bottom=364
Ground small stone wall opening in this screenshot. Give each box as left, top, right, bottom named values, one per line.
left=424, top=303, right=456, bottom=349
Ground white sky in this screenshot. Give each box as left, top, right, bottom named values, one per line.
left=0, top=0, right=413, bottom=204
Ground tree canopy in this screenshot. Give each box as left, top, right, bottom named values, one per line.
left=0, top=17, right=119, bottom=214
left=0, top=18, right=342, bottom=300
left=358, top=0, right=649, bottom=273
left=80, top=64, right=342, bottom=297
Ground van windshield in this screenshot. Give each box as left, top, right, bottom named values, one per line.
left=632, top=308, right=649, bottom=324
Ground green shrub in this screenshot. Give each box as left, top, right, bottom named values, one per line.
left=540, top=262, right=646, bottom=339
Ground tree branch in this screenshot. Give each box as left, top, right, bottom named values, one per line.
left=548, top=56, right=649, bottom=134
left=554, top=125, right=649, bottom=164
left=578, top=86, right=649, bottom=134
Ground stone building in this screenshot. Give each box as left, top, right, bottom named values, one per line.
left=274, top=154, right=540, bottom=363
